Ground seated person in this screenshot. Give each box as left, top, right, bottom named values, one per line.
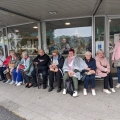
left=2, top=50, right=15, bottom=83
left=18, top=51, right=34, bottom=88
left=63, top=49, right=88, bottom=97
left=48, top=50, right=64, bottom=92
left=0, top=50, right=5, bottom=81
left=95, top=49, right=116, bottom=94
left=5, top=53, right=20, bottom=84
left=32, top=49, right=50, bottom=88
left=82, top=51, right=96, bottom=96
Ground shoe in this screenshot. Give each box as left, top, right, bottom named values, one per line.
left=5, top=80, right=11, bottom=83
left=43, top=86, right=47, bottom=89
left=83, top=89, right=87, bottom=96
left=48, top=87, right=53, bottom=92
left=92, top=89, right=96, bottom=96
left=15, top=81, right=18, bottom=86
left=110, top=88, right=116, bottom=92
left=25, top=84, right=29, bottom=88
left=3, top=80, right=7, bottom=83
left=16, top=82, right=22, bottom=86
left=9, top=80, right=15, bottom=85
left=73, top=91, right=78, bottom=97
left=103, top=89, right=111, bottom=94
left=33, top=83, right=38, bottom=87
left=28, top=84, right=33, bottom=88
left=57, top=88, right=61, bottom=93
left=63, top=89, right=66, bottom=94
left=116, top=83, right=120, bottom=88
left=0, top=79, right=3, bottom=81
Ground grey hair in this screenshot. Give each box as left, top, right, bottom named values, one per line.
left=85, top=51, right=92, bottom=56
left=22, top=51, right=28, bottom=56
left=97, top=49, right=104, bottom=54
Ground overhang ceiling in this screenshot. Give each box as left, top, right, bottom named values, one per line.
left=0, top=0, right=120, bottom=29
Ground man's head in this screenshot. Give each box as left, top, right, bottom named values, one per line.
left=39, top=49, right=45, bottom=56
left=62, top=38, right=66, bottom=43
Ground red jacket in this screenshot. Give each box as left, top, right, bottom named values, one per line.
left=3, top=56, right=11, bottom=67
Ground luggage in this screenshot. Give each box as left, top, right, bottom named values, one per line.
left=65, top=77, right=74, bottom=96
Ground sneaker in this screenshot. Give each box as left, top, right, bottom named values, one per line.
left=63, top=89, right=66, bottom=95
left=16, top=82, right=22, bottom=86
left=116, top=83, right=120, bottom=88
left=83, top=89, right=87, bottom=96
left=92, top=89, right=96, bottom=96
left=57, top=88, right=61, bottom=93
left=9, top=80, right=15, bottom=85
left=110, top=88, right=116, bottom=92
left=15, top=81, right=18, bottom=85
left=5, top=80, right=11, bottom=83
left=73, top=91, right=78, bottom=97
left=103, top=89, right=111, bottom=94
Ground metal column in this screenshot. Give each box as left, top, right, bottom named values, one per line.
left=5, top=27, right=9, bottom=56
left=38, top=22, right=42, bottom=49
left=92, top=16, right=95, bottom=57
left=2, top=29, right=6, bottom=57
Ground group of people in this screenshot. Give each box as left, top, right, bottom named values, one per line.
left=0, top=38, right=120, bottom=97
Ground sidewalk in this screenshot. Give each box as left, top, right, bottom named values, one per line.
left=0, top=80, right=120, bottom=120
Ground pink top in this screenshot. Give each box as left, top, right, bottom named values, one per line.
left=112, top=41, right=120, bottom=60
left=95, top=55, right=110, bottom=77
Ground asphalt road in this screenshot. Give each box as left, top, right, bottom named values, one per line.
left=0, top=106, right=26, bottom=120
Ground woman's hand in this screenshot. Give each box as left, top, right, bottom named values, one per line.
left=112, top=60, right=114, bottom=64
left=68, top=71, right=75, bottom=77
left=86, top=68, right=91, bottom=71
left=107, top=69, right=110, bottom=74
left=89, top=70, right=95, bottom=74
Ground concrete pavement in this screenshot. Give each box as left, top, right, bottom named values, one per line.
left=0, top=80, right=120, bottom=120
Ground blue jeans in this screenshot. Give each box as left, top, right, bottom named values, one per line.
left=84, top=75, right=95, bottom=89
left=12, top=69, right=23, bottom=82
left=117, top=67, right=120, bottom=83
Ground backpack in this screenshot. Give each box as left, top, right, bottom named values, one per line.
left=65, top=77, right=74, bottom=96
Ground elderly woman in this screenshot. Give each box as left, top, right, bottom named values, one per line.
left=63, top=49, right=88, bottom=97
left=48, top=50, right=64, bottom=92
left=5, top=53, right=20, bottom=84
left=16, top=51, right=34, bottom=88
left=82, top=51, right=96, bottom=96
left=95, top=49, right=115, bottom=94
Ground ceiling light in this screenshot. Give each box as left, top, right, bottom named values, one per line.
left=49, top=11, right=57, bottom=14
left=15, top=30, right=19, bottom=32
left=33, top=26, right=38, bottom=29
left=65, top=22, right=70, bottom=25
left=109, top=19, right=111, bottom=22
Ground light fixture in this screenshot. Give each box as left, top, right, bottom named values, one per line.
left=65, top=22, right=70, bottom=25
left=49, top=11, right=57, bottom=14
left=109, top=19, right=111, bottom=22
left=15, top=30, right=19, bottom=32
left=33, top=26, right=38, bottom=29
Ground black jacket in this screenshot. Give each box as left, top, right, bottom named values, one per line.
left=33, top=54, right=50, bottom=70
left=49, top=55, right=64, bottom=69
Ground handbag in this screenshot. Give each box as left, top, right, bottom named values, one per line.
left=9, top=63, right=15, bottom=69
left=114, top=59, right=120, bottom=67
left=18, top=64, right=25, bottom=70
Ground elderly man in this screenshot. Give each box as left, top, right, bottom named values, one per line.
left=32, top=49, right=50, bottom=89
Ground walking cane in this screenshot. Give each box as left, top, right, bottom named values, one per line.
left=35, top=63, right=41, bottom=89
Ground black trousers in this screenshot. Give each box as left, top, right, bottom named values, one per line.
left=31, top=69, right=48, bottom=87
left=23, top=74, right=31, bottom=84
left=104, top=73, right=113, bottom=89
left=0, top=67, right=6, bottom=80
left=49, top=70, right=62, bottom=88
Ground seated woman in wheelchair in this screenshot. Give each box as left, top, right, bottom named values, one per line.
left=48, top=50, right=64, bottom=93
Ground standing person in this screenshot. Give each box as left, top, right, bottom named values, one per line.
left=82, top=51, right=96, bottom=96
left=31, top=49, right=50, bottom=89
left=48, top=50, right=64, bottom=92
left=95, top=49, right=116, bottom=94
left=63, top=49, right=88, bottom=97
left=0, top=50, right=5, bottom=81
left=112, top=36, right=120, bottom=88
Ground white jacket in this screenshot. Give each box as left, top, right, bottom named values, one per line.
left=0, top=55, right=5, bottom=67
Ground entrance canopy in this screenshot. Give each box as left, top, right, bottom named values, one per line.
left=0, top=0, right=120, bottom=28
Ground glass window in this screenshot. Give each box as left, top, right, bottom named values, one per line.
left=46, top=17, right=92, bottom=55
left=7, top=23, right=38, bottom=55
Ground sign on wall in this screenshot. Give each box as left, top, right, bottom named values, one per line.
left=96, top=41, right=104, bottom=53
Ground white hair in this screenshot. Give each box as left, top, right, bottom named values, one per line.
left=85, top=51, right=92, bottom=56
left=97, top=49, right=104, bottom=54
left=22, top=51, right=28, bottom=56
